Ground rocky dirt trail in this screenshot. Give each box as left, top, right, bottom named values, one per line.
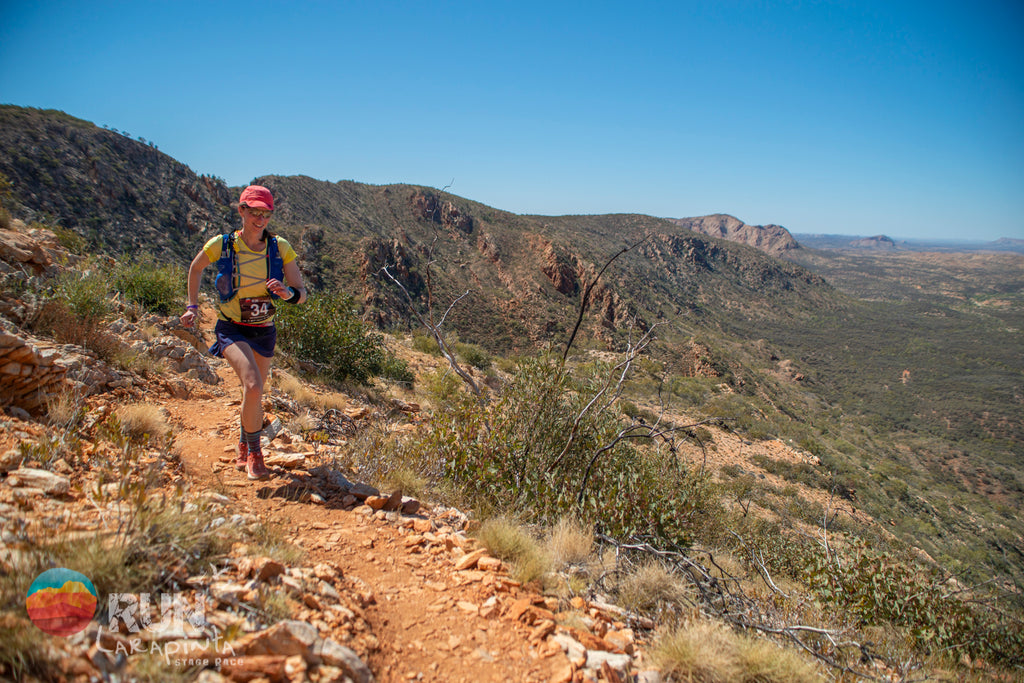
left=163, top=364, right=588, bottom=683
left=2, top=357, right=656, bottom=682
left=0, top=223, right=655, bottom=682
left=0, top=320, right=880, bottom=683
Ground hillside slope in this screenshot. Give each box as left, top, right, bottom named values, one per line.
left=1, top=105, right=1022, bottom=655
left=256, top=174, right=832, bottom=353
left=0, top=106, right=233, bottom=264
left=0, top=106, right=831, bottom=353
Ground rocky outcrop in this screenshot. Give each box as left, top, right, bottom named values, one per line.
left=0, top=323, right=221, bottom=416
left=670, top=214, right=800, bottom=256
left=849, top=234, right=896, bottom=249
left=0, top=330, right=68, bottom=416
left=538, top=239, right=581, bottom=296
left=0, top=224, right=75, bottom=276
left=411, top=192, right=473, bottom=234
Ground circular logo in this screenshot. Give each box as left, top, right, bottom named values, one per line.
left=26, top=568, right=98, bottom=636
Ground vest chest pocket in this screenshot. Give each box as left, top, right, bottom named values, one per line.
left=239, top=297, right=275, bottom=324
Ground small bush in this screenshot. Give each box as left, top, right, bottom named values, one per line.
left=377, top=353, right=415, bottom=385
left=455, top=341, right=491, bottom=370
left=422, top=367, right=464, bottom=409
left=423, top=356, right=707, bottom=544
left=411, top=331, right=441, bottom=355
left=54, top=264, right=112, bottom=322
left=113, top=254, right=184, bottom=315
left=51, top=225, right=86, bottom=254
left=30, top=298, right=126, bottom=363
left=275, top=290, right=404, bottom=386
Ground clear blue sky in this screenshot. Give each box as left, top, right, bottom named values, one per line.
left=2, top=1, right=1022, bottom=240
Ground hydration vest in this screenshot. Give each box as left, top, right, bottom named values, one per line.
left=214, top=232, right=285, bottom=303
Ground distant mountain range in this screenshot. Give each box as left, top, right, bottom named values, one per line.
left=795, top=232, right=1024, bottom=253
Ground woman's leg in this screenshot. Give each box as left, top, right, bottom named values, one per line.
left=221, top=341, right=265, bottom=434
left=253, top=352, right=274, bottom=392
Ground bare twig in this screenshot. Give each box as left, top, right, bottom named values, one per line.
left=562, top=235, right=651, bottom=365
left=549, top=320, right=660, bottom=473
left=379, top=263, right=482, bottom=398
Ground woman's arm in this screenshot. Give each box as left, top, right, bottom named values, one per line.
left=180, top=251, right=212, bottom=326
left=280, top=259, right=307, bottom=304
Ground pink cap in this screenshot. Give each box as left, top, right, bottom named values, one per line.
left=239, top=185, right=274, bottom=210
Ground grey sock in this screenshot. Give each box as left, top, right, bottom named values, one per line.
left=243, top=430, right=262, bottom=452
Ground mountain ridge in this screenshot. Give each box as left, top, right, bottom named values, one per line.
left=667, top=213, right=801, bottom=256
left=0, top=105, right=826, bottom=352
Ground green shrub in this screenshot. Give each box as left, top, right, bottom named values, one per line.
left=411, top=331, right=441, bottom=355
left=275, top=290, right=403, bottom=386
left=455, top=341, right=491, bottom=370
left=377, top=353, right=414, bottom=385
left=802, top=543, right=1024, bottom=667
left=113, top=254, right=184, bottom=315
left=51, top=225, right=87, bottom=253
left=55, top=264, right=112, bottom=322
left=418, top=355, right=707, bottom=544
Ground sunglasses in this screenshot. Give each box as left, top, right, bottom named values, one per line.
left=246, top=207, right=273, bottom=219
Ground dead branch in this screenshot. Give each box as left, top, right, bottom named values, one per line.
left=728, top=529, right=790, bottom=598
left=562, top=235, right=651, bottom=365
left=548, top=319, right=660, bottom=473
left=379, top=263, right=482, bottom=398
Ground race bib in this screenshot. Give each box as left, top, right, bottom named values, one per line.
left=239, top=297, right=275, bottom=324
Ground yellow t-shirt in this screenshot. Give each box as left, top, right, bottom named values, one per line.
left=202, top=231, right=298, bottom=325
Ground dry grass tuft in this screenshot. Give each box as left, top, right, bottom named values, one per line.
left=273, top=369, right=318, bottom=406
left=547, top=516, right=593, bottom=570
left=478, top=517, right=552, bottom=584
left=654, top=620, right=820, bottom=683
left=273, top=369, right=350, bottom=411
left=380, top=467, right=429, bottom=500
left=45, top=389, right=85, bottom=430
left=115, top=402, right=172, bottom=445
left=616, top=561, right=692, bottom=615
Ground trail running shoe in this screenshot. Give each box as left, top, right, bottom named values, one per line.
left=246, top=447, right=270, bottom=481
left=235, top=441, right=248, bottom=471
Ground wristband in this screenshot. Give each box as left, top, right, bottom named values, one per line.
left=186, top=304, right=198, bottom=310
left=284, top=288, right=302, bottom=304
